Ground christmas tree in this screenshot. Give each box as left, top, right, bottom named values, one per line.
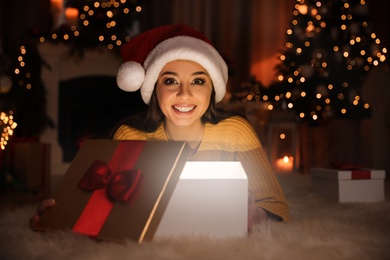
left=269, top=0, right=387, bottom=122
left=0, top=0, right=144, bottom=140
left=38, top=0, right=144, bottom=55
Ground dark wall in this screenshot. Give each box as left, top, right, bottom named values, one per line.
left=1, top=0, right=389, bottom=53
left=0, top=0, right=52, bottom=53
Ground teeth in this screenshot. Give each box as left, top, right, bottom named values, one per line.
left=174, top=106, right=195, bottom=112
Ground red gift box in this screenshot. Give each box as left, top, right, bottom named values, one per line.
left=35, top=140, right=190, bottom=243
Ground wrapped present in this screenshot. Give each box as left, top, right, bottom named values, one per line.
left=155, top=161, right=248, bottom=238
left=35, top=140, right=191, bottom=243
left=310, top=167, right=386, bottom=202
left=13, top=143, right=51, bottom=192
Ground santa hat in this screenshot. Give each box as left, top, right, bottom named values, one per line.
left=116, top=24, right=228, bottom=104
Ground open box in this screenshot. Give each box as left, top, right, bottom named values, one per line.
left=155, top=161, right=248, bottom=238
left=35, top=140, right=248, bottom=243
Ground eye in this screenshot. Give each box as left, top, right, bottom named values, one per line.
left=164, top=78, right=177, bottom=85
left=192, top=78, right=206, bottom=85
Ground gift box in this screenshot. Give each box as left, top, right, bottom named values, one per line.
left=310, top=168, right=386, bottom=202
left=155, top=161, right=248, bottom=238
left=35, top=140, right=191, bottom=243
left=13, top=143, right=51, bottom=192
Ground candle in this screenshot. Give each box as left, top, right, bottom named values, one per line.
left=276, top=156, right=294, bottom=172
left=51, top=0, right=63, bottom=12
left=65, top=7, right=79, bottom=27
left=51, top=0, right=64, bottom=30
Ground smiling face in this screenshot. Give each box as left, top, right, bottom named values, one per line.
left=156, top=60, right=213, bottom=131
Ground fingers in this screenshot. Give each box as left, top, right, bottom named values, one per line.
left=248, top=191, right=256, bottom=233
left=30, top=198, right=55, bottom=230
left=37, top=198, right=55, bottom=216
left=247, top=218, right=253, bottom=233
left=248, top=190, right=255, bottom=203
left=29, top=214, right=40, bottom=229
left=247, top=190, right=268, bottom=233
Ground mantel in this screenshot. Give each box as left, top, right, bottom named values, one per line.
left=38, top=42, right=122, bottom=176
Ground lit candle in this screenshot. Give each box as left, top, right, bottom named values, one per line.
left=51, top=0, right=63, bottom=12
left=51, top=0, right=64, bottom=30
left=65, top=7, right=79, bottom=27
left=276, top=156, right=294, bottom=172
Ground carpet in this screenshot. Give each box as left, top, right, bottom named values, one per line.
left=0, top=173, right=389, bottom=260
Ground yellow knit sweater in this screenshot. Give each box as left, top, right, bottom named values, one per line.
left=113, top=115, right=290, bottom=222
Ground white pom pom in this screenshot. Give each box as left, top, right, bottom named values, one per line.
left=116, top=61, right=145, bottom=92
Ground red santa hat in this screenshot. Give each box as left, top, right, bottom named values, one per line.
left=116, top=24, right=228, bottom=104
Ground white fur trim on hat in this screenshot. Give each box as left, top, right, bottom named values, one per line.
left=140, top=36, right=228, bottom=104
left=117, top=61, right=145, bottom=92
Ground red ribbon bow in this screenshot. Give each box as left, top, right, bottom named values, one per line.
left=78, top=159, right=141, bottom=202
left=329, top=161, right=371, bottom=179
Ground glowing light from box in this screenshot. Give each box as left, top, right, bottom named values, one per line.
left=180, top=162, right=247, bottom=179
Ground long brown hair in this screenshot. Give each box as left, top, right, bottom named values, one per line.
left=110, top=86, right=235, bottom=136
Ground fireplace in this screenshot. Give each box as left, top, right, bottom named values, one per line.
left=59, top=76, right=146, bottom=162
left=38, top=42, right=146, bottom=175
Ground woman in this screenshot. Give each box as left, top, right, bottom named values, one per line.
left=31, top=24, right=289, bottom=231
left=114, top=23, right=289, bottom=228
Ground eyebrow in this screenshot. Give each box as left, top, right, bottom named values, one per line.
left=160, top=71, right=209, bottom=77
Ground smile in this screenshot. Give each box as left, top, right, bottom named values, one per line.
left=173, top=106, right=195, bottom=112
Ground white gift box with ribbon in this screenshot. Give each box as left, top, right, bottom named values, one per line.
left=310, top=168, right=386, bottom=202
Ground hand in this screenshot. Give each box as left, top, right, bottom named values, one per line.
left=29, top=198, right=55, bottom=229
left=248, top=191, right=268, bottom=233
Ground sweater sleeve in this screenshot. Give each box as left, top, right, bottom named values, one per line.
left=228, top=117, right=290, bottom=222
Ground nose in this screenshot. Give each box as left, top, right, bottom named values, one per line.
left=177, top=82, right=191, bottom=98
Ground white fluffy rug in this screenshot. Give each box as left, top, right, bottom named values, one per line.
left=1, top=173, right=389, bottom=260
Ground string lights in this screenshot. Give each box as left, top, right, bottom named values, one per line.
left=271, top=0, right=387, bottom=121
left=0, top=0, right=141, bottom=141
left=0, top=111, right=17, bottom=150
left=40, top=0, right=143, bottom=51
left=13, top=45, right=33, bottom=90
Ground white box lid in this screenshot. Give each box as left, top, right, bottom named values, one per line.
left=310, top=168, right=386, bottom=180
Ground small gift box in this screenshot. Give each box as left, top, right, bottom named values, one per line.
left=35, top=140, right=191, bottom=243
left=13, top=143, right=51, bottom=192
left=310, top=166, right=386, bottom=202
